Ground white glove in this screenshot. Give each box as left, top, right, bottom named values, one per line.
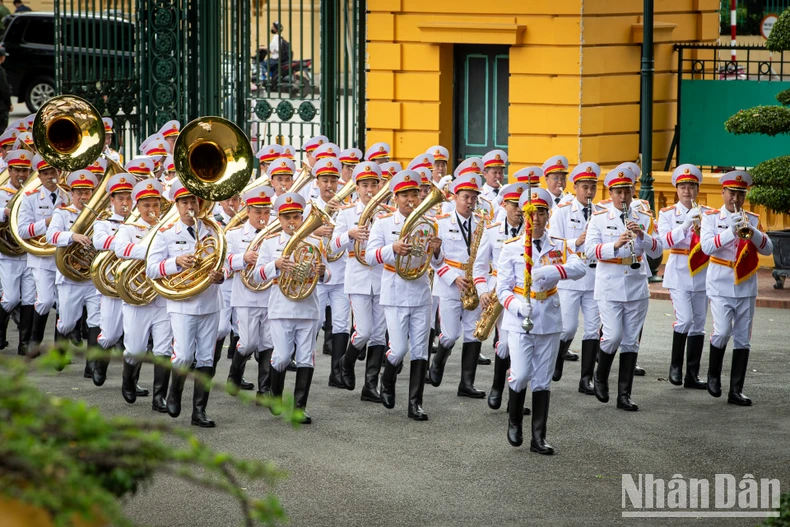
left=531, top=266, right=549, bottom=282
left=730, top=212, right=744, bottom=235
left=683, top=208, right=701, bottom=230
left=519, top=301, right=532, bottom=320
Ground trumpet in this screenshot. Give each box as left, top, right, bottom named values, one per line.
left=622, top=201, right=641, bottom=270
left=690, top=200, right=702, bottom=235
left=733, top=205, right=753, bottom=240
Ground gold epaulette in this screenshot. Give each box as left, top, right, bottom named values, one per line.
left=0, top=186, right=17, bottom=194
left=435, top=213, right=450, bottom=219
left=593, top=209, right=607, bottom=216
left=504, top=236, right=521, bottom=244
left=379, top=212, right=394, bottom=219
left=341, top=203, right=355, bottom=210
left=660, top=205, right=675, bottom=213
left=557, top=202, right=571, bottom=208
left=159, top=222, right=175, bottom=232
left=264, top=232, right=279, bottom=239
left=486, top=222, right=501, bottom=229
left=705, top=209, right=719, bottom=215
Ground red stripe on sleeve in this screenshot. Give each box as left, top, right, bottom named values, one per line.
left=104, top=235, right=115, bottom=249
left=760, top=235, right=767, bottom=249
left=504, top=295, right=514, bottom=310
left=124, top=244, right=133, bottom=257
left=228, top=254, right=234, bottom=268
left=160, top=261, right=165, bottom=276
left=53, top=232, right=59, bottom=244
left=259, top=267, right=266, bottom=280
left=28, top=224, right=34, bottom=236
left=336, top=237, right=341, bottom=249
left=376, top=248, right=383, bottom=264
left=714, top=234, right=721, bottom=248
left=555, top=265, right=566, bottom=279
left=473, top=277, right=486, bottom=284
left=595, top=244, right=602, bottom=260
left=667, top=232, right=673, bottom=247
left=651, top=238, right=657, bottom=252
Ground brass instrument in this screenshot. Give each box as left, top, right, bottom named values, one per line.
left=622, top=201, right=641, bottom=270
left=461, top=213, right=486, bottom=310
left=395, top=181, right=447, bottom=281
left=473, top=291, right=503, bottom=341
left=324, top=177, right=357, bottom=262
left=278, top=201, right=335, bottom=300
left=690, top=200, right=702, bottom=236
left=222, top=176, right=271, bottom=233
left=147, top=116, right=252, bottom=301
left=734, top=205, right=753, bottom=240
left=0, top=144, right=37, bottom=257
left=354, top=184, right=392, bottom=266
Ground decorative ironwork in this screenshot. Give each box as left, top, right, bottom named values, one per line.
left=254, top=100, right=273, bottom=120
left=298, top=101, right=317, bottom=122
left=276, top=101, right=295, bottom=121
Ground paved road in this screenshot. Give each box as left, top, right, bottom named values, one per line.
left=13, top=299, right=790, bottom=526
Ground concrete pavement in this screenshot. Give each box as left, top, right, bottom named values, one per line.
left=13, top=299, right=790, bottom=527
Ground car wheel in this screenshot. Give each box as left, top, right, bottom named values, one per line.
left=25, top=76, right=56, bottom=113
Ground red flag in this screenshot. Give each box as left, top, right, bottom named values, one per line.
left=687, top=231, right=709, bottom=277
left=734, top=239, right=759, bottom=285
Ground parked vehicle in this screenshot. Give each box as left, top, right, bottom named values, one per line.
left=251, top=54, right=315, bottom=99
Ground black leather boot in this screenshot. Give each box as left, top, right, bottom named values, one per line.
left=227, top=332, right=236, bottom=359
left=328, top=332, right=349, bottom=388
left=380, top=359, right=399, bottom=409
left=634, top=364, right=646, bottom=376
left=30, top=311, right=49, bottom=356
left=530, top=390, right=555, bottom=455
left=17, top=305, right=34, bottom=357
left=507, top=387, right=527, bottom=447
left=552, top=339, right=572, bottom=382
left=340, top=339, right=364, bottom=391
left=134, top=362, right=149, bottom=397
left=322, top=306, right=333, bottom=355
left=82, top=328, right=95, bottom=376
left=294, top=367, right=314, bottom=424
left=578, top=339, right=597, bottom=395
left=89, top=327, right=110, bottom=387
left=684, top=334, right=706, bottom=389
left=52, top=328, right=69, bottom=371
left=226, top=350, right=248, bottom=395
left=255, top=348, right=273, bottom=399
left=616, top=353, right=639, bottom=411
left=358, top=344, right=366, bottom=361
left=427, top=342, right=452, bottom=387
left=594, top=349, right=616, bottom=403
left=477, top=352, right=491, bottom=365
left=191, top=367, right=216, bottom=428
left=564, top=348, right=579, bottom=361
left=121, top=360, right=141, bottom=404
left=166, top=371, right=188, bottom=418
left=361, top=345, right=384, bottom=403
left=286, top=359, right=297, bottom=371
left=151, top=362, right=170, bottom=413
left=212, top=338, right=224, bottom=377
left=70, top=320, right=83, bottom=347
left=707, top=343, right=726, bottom=398
left=408, top=359, right=429, bottom=420
left=0, top=306, right=9, bottom=349
left=488, top=354, right=510, bottom=409
left=669, top=331, right=687, bottom=386
left=268, top=366, right=286, bottom=415
left=429, top=327, right=438, bottom=355
left=457, top=342, right=485, bottom=398
left=727, top=348, right=752, bottom=406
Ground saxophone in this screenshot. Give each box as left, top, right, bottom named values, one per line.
left=473, top=292, right=502, bottom=341
left=461, top=213, right=485, bottom=310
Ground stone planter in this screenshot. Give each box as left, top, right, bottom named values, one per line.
left=768, top=229, right=790, bottom=289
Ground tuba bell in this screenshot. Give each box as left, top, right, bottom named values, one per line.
left=395, top=181, right=447, bottom=281
left=277, top=201, right=334, bottom=300
left=147, top=116, right=252, bottom=301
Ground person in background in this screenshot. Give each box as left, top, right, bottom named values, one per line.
left=12, top=0, right=30, bottom=12
left=0, top=2, right=11, bottom=32
left=0, top=48, right=12, bottom=131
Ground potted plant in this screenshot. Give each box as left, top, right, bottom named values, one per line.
left=0, top=349, right=295, bottom=527
left=725, top=7, right=790, bottom=289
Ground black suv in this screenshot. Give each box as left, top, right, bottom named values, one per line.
left=0, top=12, right=134, bottom=113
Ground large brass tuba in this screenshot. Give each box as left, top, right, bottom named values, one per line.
left=278, top=202, right=334, bottom=300
left=147, top=116, right=252, bottom=301
left=395, top=181, right=447, bottom=281
left=354, top=184, right=392, bottom=266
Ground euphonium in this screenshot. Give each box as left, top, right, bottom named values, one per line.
left=473, top=291, right=503, bottom=341
left=354, top=184, right=392, bottom=266
left=0, top=144, right=37, bottom=257
left=395, top=181, right=447, bottom=281
left=147, top=116, right=252, bottom=301
left=278, top=201, right=335, bottom=300
left=734, top=205, right=753, bottom=240
left=324, top=178, right=357, bottom=262
left=461, top=214, right=486, bottom=310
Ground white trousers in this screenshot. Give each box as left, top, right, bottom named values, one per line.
left=56, top=284, right=100, bottom=334
left=437, top=297, right=481, bottom=348
left=349, top=293, right=387, bottom=348
left=170, top=312, right=220, bottom=369
left=122, top=303, right=173, bottom=362
left=217, top=284, right=236, bottom=340
left=317, top=283, right=351, bottom=334
left=669, top=289, right=707, bottom=336
left=0, top=259, right=35, bottom=311
left=97, top=296, right=124, bottom=348
left=33, top=268, right=57, bottom=315
left=597, top=298, right=649, bottom=355
left=235, top=306, right=272, bottom=357
left=384, top=304, right=431, bottom=365
left=507, top=331, right=560, bottom=392
left=709, top=295, right=756, bottom=350
left=270, top=318, right=318, bottom=371
left=494, top=315, right=510, bottom=359
left=558, top=288, right=600, bottom=342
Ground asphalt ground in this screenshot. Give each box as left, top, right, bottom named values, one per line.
left=12, top=298, right=790, bottom=527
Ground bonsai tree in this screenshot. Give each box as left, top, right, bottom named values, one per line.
left=724, top=6, right=790, bottom=216
left=0, top=349, right=295, bottom=527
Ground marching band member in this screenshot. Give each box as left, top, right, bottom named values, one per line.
left=252, top=192, right=330, bottom=424
left=336, top=162, right=387, bottom=400
left=0, top=128, right=20, bottom=165
left=428, top=173, right=487, bottom=398
left=102, top=118, right=122, bottom=164
left=13, top=132, right=35, bottom=151
left=115, top=179, right=173, bottom=409
left=281, top=145, right=296, bottom=160
left=46, top=170, right=102, bottom=374
left=160, top=155, right=176, bottom=199
left=366, top=169, right=440, bottom=421
left=298, top=134, right=328, bottom=202
left=158, top=120, right=180, bottom=151
left=480, top=149, right=507, bottom=205
left=140, top=136, right=170, bottom=179
left=339, top=147, right=363, bottom=181
left=306, top=155, right=350, bottom=387
left=224, top=186, right=275, bottom=396
left=90, top=174, right=135, bottom=387
left=125, top=157, right=155, bottom=180
left=269, top=157, right=296, bottom=197
left=542, top=155, right=570, bottom=208
left=256, top=144, right=284, bottom=177
left=364, top=141, right=391, bottom=165
left=473, top=181, right=530, bottom=410
left=16, top=152, right=67, bottom=353
left=426, top=145, right=449, bottom=184
left=0, top=150, right=34, bottom=355
left=658, top=164, right=709, bottom=389
left=701, top=171, right=772, bottom=406
left=584, top=168, right=663, bottom=412
left=548, top=162, right=603, bottom=389
left=146, top=179, right=225, bottom=427
left=496, top=188, right=585, bottom=453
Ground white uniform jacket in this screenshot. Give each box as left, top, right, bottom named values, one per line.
left=252, top=231, right=330, bottom=319
left=304, top=196, right=345, bottom=286
left=365, top=210, right=434, bottom=307
left=473, top=221, right=521, bottom=296
left=496, top=233, right=585, bottom=334
left=17, top=186, right=69, bottom=271
left=584, top=206, right=663, bottom=302
left=548, top=198, right=604, bottom=292
left=700, top=208, right=772, bottom=298
left=657, top=203, right=709, bottom=292
left=92, top=213, right=124, bottom=253
left=0, top=185, right=23, bottom=261
left=431, top=212, right=482, bottom=301
left=225, top=220, right=269, bottom=308
left=146, top=218, right=222, bottom=315
left=332, top=200, right=383, bottom=296
left=46, top=205, right=94, bottom=286
left=114, top=220, right=166, bottom=308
